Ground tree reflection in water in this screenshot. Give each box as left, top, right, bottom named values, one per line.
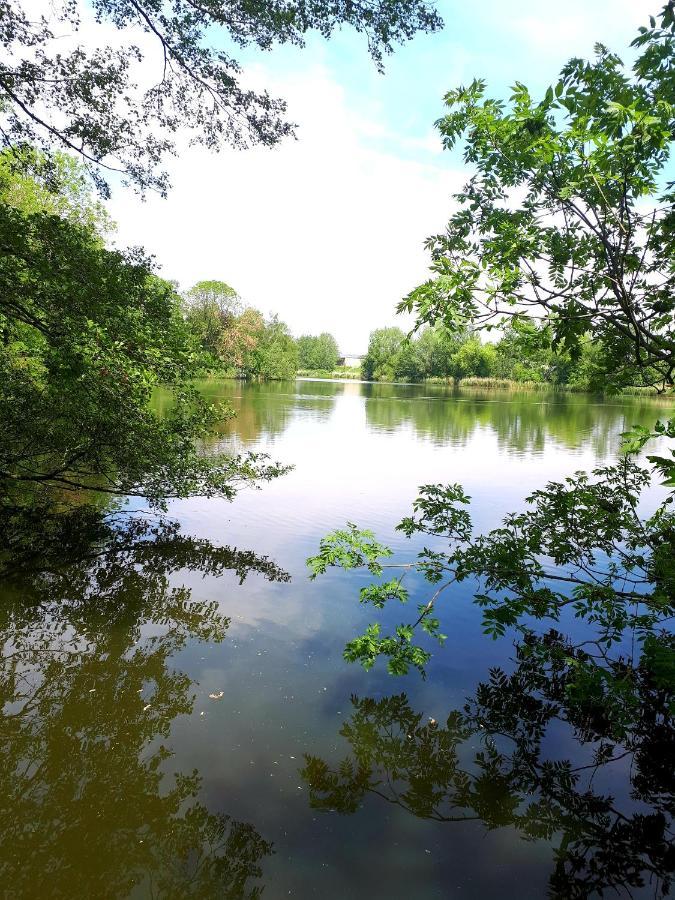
left=302, top=630, right=674, bottom=898
left=0, top=517, right=289, bottom=898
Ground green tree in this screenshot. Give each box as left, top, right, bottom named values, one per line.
left=451, top=336, right=497, bottom=379
left=0, top=153, right=286, bottom=551
left=416, top=325, right=467, bottom=379
left=308, top=11, right=675, bottom=706
left=246, top=314, right=298, bottom=380
left=0, top=148, right=113, bottom=233
left=401, top=20, right=675, bottom=393
left=296, top=333, right=339, bottom=371
left=183, top=280, right=241, bottom=361
left=361, top=327, right=406, bottom=380
left=0, top=0, right=442, bottom=194
left=392, top=339, right=426, bottom=381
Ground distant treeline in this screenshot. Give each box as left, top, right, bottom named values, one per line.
left=182, top=281, right=299, bottom=379
left=183, top=281, right=342, bottom=379
left=183, top=282, right=660, bottom=391
left=361, top=323, right=661, bottom=391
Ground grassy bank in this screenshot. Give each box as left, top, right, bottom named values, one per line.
left=297, top=367, right=362, bottom=380
left=199, top=369, right=673, bottom=400
left=298, top=371, right=673, bottom=399
left=426, top=376, right=672, bottom=397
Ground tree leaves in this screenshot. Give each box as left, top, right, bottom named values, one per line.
left=411, top=19, right=675, bottom=392
left=0, top=0, right=443, bottom=193
left=0, top=152, right=290, bottom=551
left=307, top=523, right=393, bottom=579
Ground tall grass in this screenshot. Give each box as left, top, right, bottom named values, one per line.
left=427, top=376, right=674, bottom=401
left=297, top=367, right=362, bottom=380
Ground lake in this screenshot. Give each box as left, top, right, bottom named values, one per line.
left=1, top=379, right=673, bottom=898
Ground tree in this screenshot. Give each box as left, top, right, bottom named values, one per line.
left=451, top=336, right=496, bottom=379
left=416, top=325, right=467, bottom=380
left=400, top=14, right=675, bottom=394
left=183, top=279, right=241, bottom=360
left=391, top=339, right=426, bottom=381
left=494, top=320, right=558, bottom=382
left=296, top=333, right=339, bottom=371
left=307, top=11, right=675, bottom=711
left=0, top=0, right=442, bottom=194
left=359, top=324, right=499, bottom=383
left=185, top=280, right=240, bottom=316
left=246, top=314, right=298, bottom=380
left=361, top=327, right=406, bottom=380
left=0, top=152, right=286, bottom=548
left=219, top=307, right=266, bottom=374
left=0, top=147, right=113, bottom=233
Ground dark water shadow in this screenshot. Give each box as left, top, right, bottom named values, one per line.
left=302, top=630, right=675, bottom=898
left=0, top=518, right=290, bottom=898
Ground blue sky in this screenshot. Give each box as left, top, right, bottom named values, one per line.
left=233, top=0, right=652, bottom=143
left=108, top=0, right=655, bottom=352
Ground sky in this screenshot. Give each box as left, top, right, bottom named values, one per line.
left=105, top=0, right=655, bottom=354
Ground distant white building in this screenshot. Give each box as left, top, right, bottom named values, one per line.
left=337, top=353, right=364, bottom=368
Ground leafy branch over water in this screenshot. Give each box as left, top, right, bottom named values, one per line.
left=308, top=4, right=675, bottom=704
left=309, top=440, right=675, bottom=677
left=304, top=12, right=675, bottom=891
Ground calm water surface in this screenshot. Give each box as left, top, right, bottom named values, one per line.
left=2, top=380, right=673, bottom=898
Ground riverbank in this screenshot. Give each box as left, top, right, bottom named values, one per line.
left=207, top=369, right=673, bottom=400
left=297, top=367, right=362, bottom=379
left=298, top=372, right=673, bottom=399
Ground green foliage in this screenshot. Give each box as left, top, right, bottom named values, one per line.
left=0, top=0, right=442, bottom=194
left=0, top=147, right=113, bottom=233
left=391, top=338, right=426, bottom=381
left=184, top=297, right=298, bottom=381
left=343, top=623, right=433, bottom=676
left=0, top=150, right=289, bottom=557
left=311, top=11, right=675, bottom=692
left=361, top=327, right=406, bottom=380
left=359, top=318, right=657, bottom=390
left=296, top=333, right=339, bottom=371
left=415, top=325, right=466, bottom=378
left=245, top=315, right=298, bottom=380
left=452, top=336, right=497, bottom=378
left=183, top=280, right=241, bottom=361
left=622, top=418, right=675, bottom=485
left=360, top=324, right=493, bottom=383
left=398, top=23, right=675, bottom=393
left=359, top=578, right=409, bottom=608
left=309, top=448, right=674, bottom=672
left=308, top=523, right=393, bottom=578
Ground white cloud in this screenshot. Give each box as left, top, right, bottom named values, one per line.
left=96, top=0, right=657, bottom=354
left=502, top=0, right=653, bottom=53
left=107, top=65, right=463, bottom=353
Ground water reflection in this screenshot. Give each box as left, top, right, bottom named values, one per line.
left=181, top=378, right=671, bottom=458
left=155, top=380, right=340, bottom=448
left=361, top=384, right=668, bottom=456
left=302, top=630, right=675, bottom=898
left=3, top=383, right=674, bottom=897
left=0, top=519, right=288, bottom=898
